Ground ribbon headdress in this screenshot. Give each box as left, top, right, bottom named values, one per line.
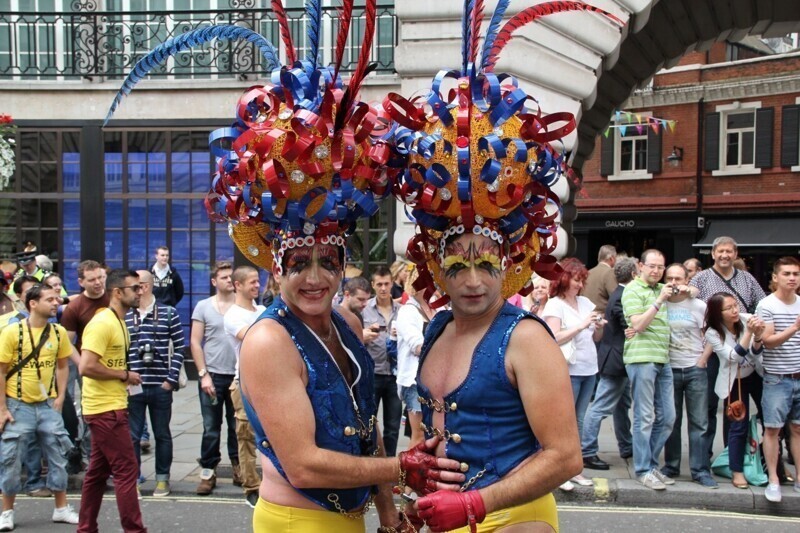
left=106, top=0, right=397, bottom=273
left=384, top=1, right=623, bottom=304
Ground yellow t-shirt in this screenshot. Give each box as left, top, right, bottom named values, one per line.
left=0, top=322, right=71, bottom=402
left=80, top=308, right=130, bottom=415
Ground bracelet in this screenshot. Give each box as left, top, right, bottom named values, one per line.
left=754, top=337, right=763, bottom=343
left=652, top=303, right=661, bottom=311
left=121, top=370, right=129, bottom=382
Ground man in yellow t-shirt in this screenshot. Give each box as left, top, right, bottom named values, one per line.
left=0, top=284, right=79, bottom=530
left=77, top=269, right=146, bottom=533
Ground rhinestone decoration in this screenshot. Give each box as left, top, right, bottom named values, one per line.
left=279, top=108, right=292, bottom=120
left=290, top=170, right=306, bottom=184
left=475, top=214, right=484, bottom=224
left=227, top=224, right=234, bottom=237
left=439, top=188, right=452, bottom=201
left=487, top=179, right=499, bottom=193
left=493, top=127, right=504, bottom=137
left=247, top=245, right=260, bottom=257
left=303, top=222, right=315, bottom=235
left=314, top=144, right=330, bottom=159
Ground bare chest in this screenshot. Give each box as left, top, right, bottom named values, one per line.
left=420, top=331, right=479, bottom=399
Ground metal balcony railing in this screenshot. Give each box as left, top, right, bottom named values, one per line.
left=0, top=3, right=396, bottom=80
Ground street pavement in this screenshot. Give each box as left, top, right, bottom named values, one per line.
left=59, top=383, right=799, bottom=524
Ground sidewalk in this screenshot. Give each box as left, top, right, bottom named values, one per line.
left=69, top=383, right=800, bottom=517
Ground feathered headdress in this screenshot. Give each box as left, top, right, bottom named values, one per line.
left=106, top=0, right=398, bottom=273
left=383, top=1, right=623, bottom=303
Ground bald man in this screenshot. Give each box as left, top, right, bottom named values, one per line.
left=124, top=270, right=186, bottom=497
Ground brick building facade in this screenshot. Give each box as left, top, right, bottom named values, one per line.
left=576, top=40, right=800, bottom=286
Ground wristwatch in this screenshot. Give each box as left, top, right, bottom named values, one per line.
left=198, top=368, right=208, bottom=378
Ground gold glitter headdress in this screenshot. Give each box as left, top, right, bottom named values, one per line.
left=383, top=1, right=623, bottom=302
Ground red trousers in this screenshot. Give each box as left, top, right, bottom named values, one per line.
left=77, top=409, right=147, bottom=533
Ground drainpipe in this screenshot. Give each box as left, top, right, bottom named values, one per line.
left=696, top=97, right=704, bottom=231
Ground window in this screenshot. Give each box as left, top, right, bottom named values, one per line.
left=601, top=112, right=659, bottom=182
left=710, top=101, right=763, bottom=176
left=724, top=111, right=755, bottom=167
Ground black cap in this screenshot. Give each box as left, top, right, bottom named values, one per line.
left=14, top=251, right=37, bottom=265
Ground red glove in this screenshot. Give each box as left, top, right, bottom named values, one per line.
left=416, top=490, right=486, bottom=532
left=398, top=440, right=442, bottom=495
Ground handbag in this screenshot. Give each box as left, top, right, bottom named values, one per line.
left=711, top=415, right=768, bottom=486
left=560, top=335, right=577, bottom=365
left=725, top=358, right=746, bottom=422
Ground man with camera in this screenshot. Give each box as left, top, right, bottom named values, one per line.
left=621, top=249, right=676, bottom=491
left=362, top=266, right=402, bottom=457
left=661, top=263, right=717, bottom=488
left=124, top=270, right=185, bottom=498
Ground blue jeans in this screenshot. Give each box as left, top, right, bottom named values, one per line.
left=199, top=372, right=238, bottom=469
left=22, top=439, right=44, bottom=492
left=0, top=399, right=72, bottom=495
left=374, top=374, right=402, bottom=457
left=626, top=362, right=676, bottom=477
left=761, top=373, right=800, bottom=428
left=581, top=375, right=632, bottom=457
left=703, top=354, right=720, bottom=458
left=663, top=366, right=710, bottom=478
left=128, top=385, right=173, bottom=481
left=727, top=373, right=763, bottom=472
left=571, top=374, right=597, bottom=437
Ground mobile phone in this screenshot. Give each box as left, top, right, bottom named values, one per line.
left=374, top=325, right=387, bottom=332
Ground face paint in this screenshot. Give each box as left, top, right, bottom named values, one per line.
left=442, top=240, right=502, bottom=279
left=283, top=244, right=342, bottom=276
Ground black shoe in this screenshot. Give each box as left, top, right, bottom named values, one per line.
left=583, top=455, right=610, bottom=470
left=620, top=451, right=633, bottom=459
left=245, top=491, right=259, bottom=509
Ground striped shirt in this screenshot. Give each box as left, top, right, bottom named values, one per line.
left=756, top=293, right=800, bottom=374
left=125, top=300, right=186, bottom=387
left=690, top=267, right=766, bottom=312
left=621, top=277, right=670, bottom=365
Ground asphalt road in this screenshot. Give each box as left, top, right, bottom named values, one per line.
left=8, top=497, right=800, bottom=532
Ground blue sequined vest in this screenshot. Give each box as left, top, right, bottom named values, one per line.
left=417, top=302, right=550, bottom=490
left=241, top=297, right=378, bottom=512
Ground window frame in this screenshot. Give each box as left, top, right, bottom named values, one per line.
left=712, top=101, right=762, bottom=177
left=792, top=95, right=800, bottom=173
left=607, top=112, right=653, bottom=182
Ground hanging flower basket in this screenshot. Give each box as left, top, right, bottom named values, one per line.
left=0, top=114, right=17, bottom=192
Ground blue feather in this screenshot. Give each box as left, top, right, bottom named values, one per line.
left=462, top=0, right=474, bottom=74
left=105, top=25, right=281, bottom=125
left=481, top=0, right=510, bottom=69
left=305, top=0, right=322, bottom=67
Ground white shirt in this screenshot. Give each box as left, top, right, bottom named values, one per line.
left=542, top=296, right=598, bottom=376
left=665, top=298, right=707, bottom=368
left=152, top=263, right=171, bottom=280
left=223, top=302, right=266, bottom=378
left=395, top=299, right=427, bottom=388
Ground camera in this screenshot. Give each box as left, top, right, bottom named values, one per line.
left=138, top=342, right=155, bottom=365
left=594, top=316, right=603, bottom=324
left=671, top=286, right=680, bottom=296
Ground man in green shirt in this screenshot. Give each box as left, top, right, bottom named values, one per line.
left=621, top=249, right=676, bottom=491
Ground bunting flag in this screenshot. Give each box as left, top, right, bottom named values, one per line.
left=602, top=110, right=677, bottom=137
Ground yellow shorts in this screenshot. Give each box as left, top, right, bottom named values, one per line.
left=253, top=497, right=365, bottom=533
left=447, top=492, right=558, bottom=533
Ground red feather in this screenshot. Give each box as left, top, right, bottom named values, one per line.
left=345, top=0, right=377, bottom=101
left=333, top=0, right=355, bottom=78
left=484, top=1, right=624, bottom=72
left=271, top=0, right=296, bottom=66
left=469, top=0, right=485, bottom=65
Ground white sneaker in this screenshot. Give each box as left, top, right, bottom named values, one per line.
left=0, top=509, right=14, bottom=531
left=652, top=469, right=676, bottom=485
left=52, top=505, right=79, bottom=525
left=638, top=471, right=666, bottom=490
left=558, top=480, right=574, bottom=492
left=571, top=474, right=593, bottom=486
left=765, top=483, right=782, bottom=503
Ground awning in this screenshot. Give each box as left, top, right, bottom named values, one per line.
left=693, top=218, right=800, bottom=247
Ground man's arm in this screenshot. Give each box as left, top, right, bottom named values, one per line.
left=761, top=316, right=800, bottom=350
left=79, top=349, right=140, bottom=385
left=239, top=319, right=464, bottom=490
left=173, top=270, right=185, bottom=305
left=53, top=358, right=69, bottom=412
left=190, top=319, right=215, bottom=396
left=627, top=284, right=672, bottom=332
left=0, top=362, right=12, bottom=428
left=477, top=319, right=582, bottom=513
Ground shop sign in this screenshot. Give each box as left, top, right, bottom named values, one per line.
left=604, top=219, right=635, bottom=229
